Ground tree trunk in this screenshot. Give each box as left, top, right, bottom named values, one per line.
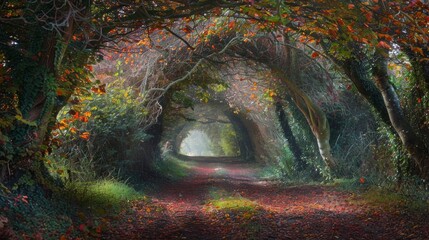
left=281, top=44, right=336, bottom=172
left=373, top=49, right=429, bottom=179
left=273, top=69, right=337, bottom=171
left=342, top=58, right=391, bottom=125
left=275, top=101, right=307, bottom=170
left=322, top=43, right=392, bottom=127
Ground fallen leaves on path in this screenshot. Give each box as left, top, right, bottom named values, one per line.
left=101, top=162, right=429, bottom=240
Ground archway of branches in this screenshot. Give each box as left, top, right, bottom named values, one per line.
left=43, top=23, right=389, bottom=183
left=88, top=30, right=377, bottom=180
left=160, top=102, right=271, bottom=164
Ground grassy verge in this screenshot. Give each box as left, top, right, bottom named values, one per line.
left=331, top=177, right=429, bottom=213
left=62, top=179, right=142, bottom=214
left=153, top=154, right=192, bottom=180
left=353, top=188, right=429, bottom=212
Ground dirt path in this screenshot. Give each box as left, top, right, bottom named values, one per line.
left=103, top=161, right=429, bottom=240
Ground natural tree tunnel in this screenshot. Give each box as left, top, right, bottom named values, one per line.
left=177, top=122, right=241, bottom=157
left=1, top=1, right=429, bottom=239
left=160, top=102, right=264, bottom=163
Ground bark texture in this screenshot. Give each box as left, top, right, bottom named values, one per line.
left=373, top=50, right=429, bottom=179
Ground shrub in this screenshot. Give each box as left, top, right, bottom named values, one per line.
left=49, top=82, right=152, bottom=181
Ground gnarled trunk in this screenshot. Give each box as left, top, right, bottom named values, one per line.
left=373, top=49, right=429, bottom=179
left=280, top=75, right=336, bottom=170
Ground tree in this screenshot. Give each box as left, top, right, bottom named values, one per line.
left=2, top=0, right=428, bottom=181
left=233, top=0, right=429, bottom=179
left=0, top=0, right=244, bottom=181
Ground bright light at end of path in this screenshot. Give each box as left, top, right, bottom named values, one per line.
left=254, top=181, right=270, bottom=186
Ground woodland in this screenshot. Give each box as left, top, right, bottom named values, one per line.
left=1, top=0, right=429, bottom=239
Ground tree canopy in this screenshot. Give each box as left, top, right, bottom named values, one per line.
left=1, top=0, right=429, bottom=180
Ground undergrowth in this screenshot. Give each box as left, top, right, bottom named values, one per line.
left=351, top=187, right=429, bottom=213
left=0, top=183, right=73, bottom=239
left=0, top=174, right=142, bottom=239
left=154, top=154, right=192, bottom=180
left=332, top=177, right=429, bottom=213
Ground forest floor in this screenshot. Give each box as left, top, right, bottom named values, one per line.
left=102, top=161, right=429, bottom=240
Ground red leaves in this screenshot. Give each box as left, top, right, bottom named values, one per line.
left=378, top=33, right=393, bottom=42
left=13, top=195, right=29, bottom=204
left=346, top=84, right=353, bottom=91
left=80, top=116, right=89, bottom=123
left=79, top=132, right=90, bottom=141
left=411, top=47, right=424, bottom=56
left=407, top=0, right=420, bottom=8
left=85, top=65, right=93, bottom=72
left=71, top=111, right=80, bottom=120
left=365, top=12, right=373, bottom=22
left=91, top=84, right=106, bottom=95
left=311, top=51, right=320, bottom=59
left=181, top=25, right=192, bottom=34
left=228, top=21, right=236, bottom=30
left=68, top=110, right=91, bottom=123
left=360, top=38, right=369, bottom=44
left=212, top=7, right=222, bottom=16
left=56, top=88, right=64, bottom=96
left=377, top=41, right=391, bottom=49
left=328, top=29, right=338, bottom=39
left=372, top=5, right=381, bottom=12
left=79, top=224, right=87, bottom=232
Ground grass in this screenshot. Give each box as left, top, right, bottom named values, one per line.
left=357, top=187, right=429, bottom=212
left=206, top=187, right=259, bottom=212
left=63, top=179, right=142, bottom=214
left=330, top=178, right=365, bottom=190
left=209, top=196, right=259, bottom=212
left=154, top=154, right=192, bottom=180
left=257, top=165, right=283, bottom=180
left=330, top=178, right=429, bottom=213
